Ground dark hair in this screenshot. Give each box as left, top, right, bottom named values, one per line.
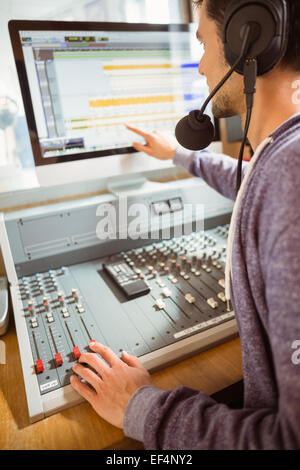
left=193, top=0, right=300, bottom=71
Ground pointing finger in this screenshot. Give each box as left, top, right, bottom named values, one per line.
left=125, top=123, right=149, bottom=139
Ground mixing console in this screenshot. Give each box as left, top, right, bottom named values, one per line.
left=18, top=224, right=234, bottom=397
left=0, top=177, right=236, bottom=421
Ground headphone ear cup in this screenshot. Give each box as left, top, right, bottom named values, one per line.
left=223, top=0, right=289, bottom=76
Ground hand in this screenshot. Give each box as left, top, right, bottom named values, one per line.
left=126, top=124, right=178, bottom=160
left=70, top=341, right=153, bottom=429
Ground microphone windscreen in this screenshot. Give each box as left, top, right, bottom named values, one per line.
left=175, top=112, right=215, bottom=151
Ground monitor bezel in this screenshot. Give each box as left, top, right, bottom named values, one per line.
left=9, top=19, right=220, bottom=168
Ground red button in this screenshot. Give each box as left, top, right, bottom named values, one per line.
left=35, top=359, right=44, bottom=374
left=73, top=346, right=81, bottom=360
left=54, top=353, right=63, bottom=367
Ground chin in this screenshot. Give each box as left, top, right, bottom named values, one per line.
left=212, top=101, right=238, bottom=119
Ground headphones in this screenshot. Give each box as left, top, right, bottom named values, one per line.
left=175, top=0, right=289, bottom=194
left=223, top=0, right=288, bottom=76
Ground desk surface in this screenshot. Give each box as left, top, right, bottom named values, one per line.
left=0, top=319, right=242, bottom=450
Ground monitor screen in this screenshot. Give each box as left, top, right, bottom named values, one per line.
left=9, top=21, right=216, bottom=168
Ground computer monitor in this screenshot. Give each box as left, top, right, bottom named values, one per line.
left=9, top=20, right=219, bottom=187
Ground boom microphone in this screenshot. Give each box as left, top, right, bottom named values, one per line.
left=175, top=50, right=248, bottom=152
left=175, top=112, right=215, bottom=152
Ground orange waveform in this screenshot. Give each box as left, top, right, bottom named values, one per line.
left=89, top=95, right=179, bottom=108
left=103, top=64, right=173, bottom=71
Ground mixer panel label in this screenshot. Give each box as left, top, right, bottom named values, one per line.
left=40, top=380, right=59, bottom=392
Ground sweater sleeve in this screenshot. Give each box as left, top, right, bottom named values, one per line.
left=123, top=345, right=299, bottom=450
left=123, top=383, right=292, bottom=450
left=173, top=147, right=250, bottom=202
left=122, top=146, right=300, bottom=450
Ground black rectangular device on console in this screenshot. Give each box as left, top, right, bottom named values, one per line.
left=103, top=261, right=151, bottom=299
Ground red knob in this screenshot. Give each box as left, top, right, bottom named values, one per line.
left=73, top=346, right=81, bottom=360
left=35, top=359, right=44, bottom=374
left=54, top=353, right=63, bottom=367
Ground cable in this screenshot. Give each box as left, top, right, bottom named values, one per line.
left=236, top=58, right=258, bottom=195
left=236, top=106, right=253, bottom=193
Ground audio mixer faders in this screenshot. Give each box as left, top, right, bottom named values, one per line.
left=18, top=225, right=235, bottom=398
left=19, top=267, right=98, bottom=394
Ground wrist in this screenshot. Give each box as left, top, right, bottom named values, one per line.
left=123, top=385, right=163, bottom=440
left=168, top=147, right=178, bottom=159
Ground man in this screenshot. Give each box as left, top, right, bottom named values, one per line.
left=70, top=0, right=300, bottom=449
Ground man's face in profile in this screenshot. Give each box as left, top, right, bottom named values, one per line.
left=196, top=0, right=245, bottom=118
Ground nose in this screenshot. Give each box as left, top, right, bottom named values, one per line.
left=198, top=55, right=205, bottom=77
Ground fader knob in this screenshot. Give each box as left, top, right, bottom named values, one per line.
left=72, top=288, right=79, bottom=301
left=54, top=353, right=63, bottom=367
left=73, top=346, right=81, bottom=360
left=170, top=259, right=177, bottom=270
left=35, top=359, right=44, bottom=374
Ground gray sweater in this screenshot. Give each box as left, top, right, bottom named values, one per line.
left=123, top=113, right=300, bottom=450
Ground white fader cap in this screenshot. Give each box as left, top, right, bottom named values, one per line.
left=0, top=277, right=9, bottom=336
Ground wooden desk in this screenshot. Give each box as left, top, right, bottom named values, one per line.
left=0, top=317, right=243, bottom=450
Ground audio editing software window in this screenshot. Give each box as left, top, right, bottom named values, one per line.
left=20, top=29, right=209, bottom=159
